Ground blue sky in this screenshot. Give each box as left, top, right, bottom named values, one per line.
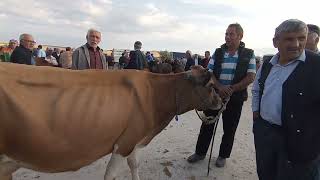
left=0, top=0, right=319, bottom=56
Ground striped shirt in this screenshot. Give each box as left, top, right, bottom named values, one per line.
left=208, top=50, right=256, bottom=85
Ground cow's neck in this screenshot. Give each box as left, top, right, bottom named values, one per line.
left=150, top=73, right=195, bottom=119
left=148, top=74, right=180, bottom=126
left=174, top=74, right=198, bottom=115
left=149, top=73, right=199, bottom=126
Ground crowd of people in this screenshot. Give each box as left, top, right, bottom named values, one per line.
left=0, top=31, right=161, bottom=71
left=0, top=19, right=320, bottom=180
left=0, top=30, right=258, bottom=72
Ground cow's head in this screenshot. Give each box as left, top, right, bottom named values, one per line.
left=186, top=65, right=222, bottom=111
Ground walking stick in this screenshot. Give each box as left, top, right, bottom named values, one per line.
left=207, top=118, right=219, bottom=176
left=195, top=98, right=229, bottom=176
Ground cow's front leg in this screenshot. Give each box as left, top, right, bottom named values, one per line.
left=127, top=148, right=140, bottom=180
left=0, top=156, right=20, bottom=180
left=104, top=145, right=126, bottom=180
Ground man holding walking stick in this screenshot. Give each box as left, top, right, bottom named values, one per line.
left=187, top=23, right=256, bottom=168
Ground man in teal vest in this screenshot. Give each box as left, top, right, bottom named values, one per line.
left=188, top=23, right=256, bottom=167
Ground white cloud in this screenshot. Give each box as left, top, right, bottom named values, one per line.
left=0, top=0, right=319, bottom=55
left=80, top=1, right=109, bottom=17
left=138, top=3, right=177, bottom=28
left=0, top=13, right=7, bottom=18
left=180, top=0, right=257, bottom=8
left=138, top=12, right=178, bottom=28
left=98, top=0, right=112, bottom=4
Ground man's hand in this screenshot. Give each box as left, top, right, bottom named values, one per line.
left=217, top=85, right=233, bottom=99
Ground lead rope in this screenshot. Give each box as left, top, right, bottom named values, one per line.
left=195, top=98, right=229, bottom=125
left=195, top=98, right=229, bottom=176
left=175, top=79, right=180, bottom=121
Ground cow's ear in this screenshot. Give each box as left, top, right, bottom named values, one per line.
left=195, top=69, right=212, bottom=86
left=185, top=71, right=197, bottom=85
left=202, top=71, right=212, bottom=86
left=185, top=68, right=211, bottom=86
left=185, top=71, right=207, bottom=86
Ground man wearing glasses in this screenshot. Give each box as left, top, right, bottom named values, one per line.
left=10, top=33, right=35, bottom=65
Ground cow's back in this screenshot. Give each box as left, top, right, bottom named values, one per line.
left=0, top=63, right=155, bottom=171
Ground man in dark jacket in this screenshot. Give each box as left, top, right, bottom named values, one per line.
left=252, top=19, right=320, bottom=180
left=125, top=41, right=148, bottom=70
left=184, top=50, right=194, bottom=71
left=119, top=50, right=129, bottom=69
left=10, top=33, right=35, bottom=65
left=188, top=23, right=256, bottom=167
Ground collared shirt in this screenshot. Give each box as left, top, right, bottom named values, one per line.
left=252, top=51, right=306, bottom=125
left=37, top=49, right=46, bottom=58
left=10, top=45, right=32, bottom=65
left=208, top=50, right=256, bottom=85
left=86, top=44, right=103, bottom=69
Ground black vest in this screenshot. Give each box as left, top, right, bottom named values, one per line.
left=213, top=42, right=254, bottom=101
left=259, top=51, right=320, bottom=163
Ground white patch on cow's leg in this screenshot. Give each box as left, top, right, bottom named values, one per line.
left=0, top=155, right=20, bottom=180
left=104, top=144, right=126, bottom=180
left=127, top=148, right=140, bottom=180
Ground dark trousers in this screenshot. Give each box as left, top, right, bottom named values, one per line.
left=253, top=118, right=320, bottom=180
left=195, top=96, right=244, bottom=158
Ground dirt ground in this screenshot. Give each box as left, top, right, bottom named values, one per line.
left=14, top=95, right=258, bottom=180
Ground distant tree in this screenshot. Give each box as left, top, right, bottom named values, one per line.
left=159, top=50, right=172, bottom=62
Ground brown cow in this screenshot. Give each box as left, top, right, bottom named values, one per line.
left=0, top=63, right=221, bottom=180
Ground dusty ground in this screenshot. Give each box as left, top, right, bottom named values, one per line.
left=14, top=95, right=258, bottom=180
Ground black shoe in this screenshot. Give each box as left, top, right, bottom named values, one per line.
left=187, top=153, right=205, bottom=163
left=215, top=156, right=226, bottom=167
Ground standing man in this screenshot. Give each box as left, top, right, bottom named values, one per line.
left=52, top=48, right=61, bottom=61
left=119, top=50, right=129, bottom=69
left=184, top=50, right=194, bottom=71
left=146, top=51, right=154, bottom=62
left=72, top=29, right=107, bottom=70
left=10, top=34, right=35, bottom=65
left=36, top=45, right=46, bottom=58
left=306, top=24, right=319, bottom=54
left=59, top=47, right=73, bottom=69
left=200, top=50, right=211, bottom=68
left=255, top=56, right=262, bottom=71
left=252, top=19, right=320, bottom=180
left=0, top=39, right=18, bottom=62
left=125, top=41, right=148, bottom=70
left=188, top=23, right=256, bottom=168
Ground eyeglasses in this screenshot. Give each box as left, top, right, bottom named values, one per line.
left=22, top=39, right=36, bottom=43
